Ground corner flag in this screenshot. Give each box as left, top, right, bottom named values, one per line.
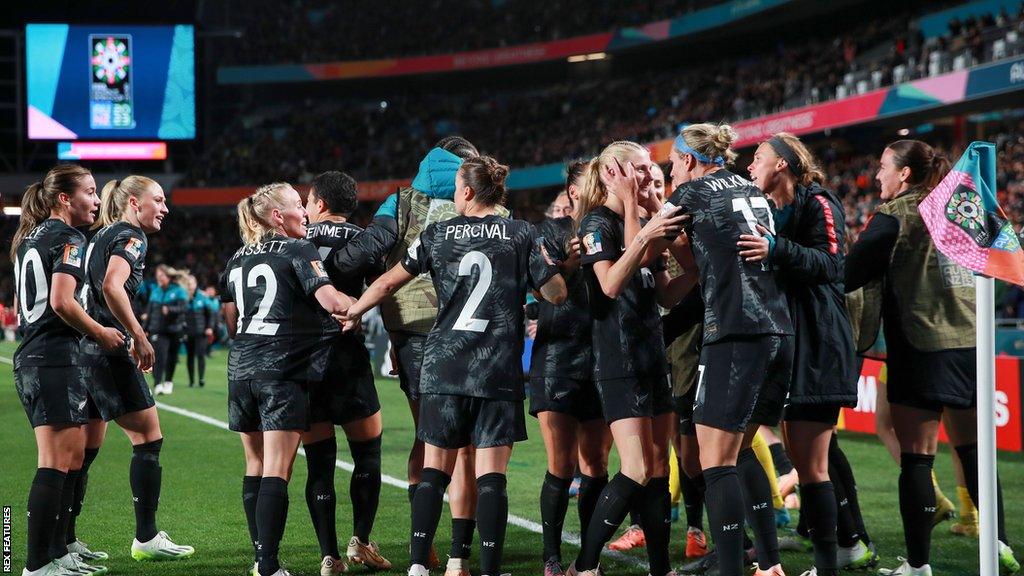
left=919, top=141, right=1024, bottom=286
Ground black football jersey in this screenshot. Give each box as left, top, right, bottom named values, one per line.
left=668, top=169, right=793, bottom=343
left=401, top=214, right=557, bottom=400
left=82, top=221, right=149, bottom=341
left=219, top=234, right=335, bottom=382
left=579, top=206, right=669, bottom=381
left=529, top=216, right=591, bottom=381
left=12, top=219, right=88, bottom=368
left=307, top=220, right=365, bottom=298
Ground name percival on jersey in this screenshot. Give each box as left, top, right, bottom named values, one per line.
left=218, top=234, right=337, bottom=382
left=307, top=220, right=366, bottom=298
left=579, top=206, right=668, bottom=382
left=530, top=216, right=591, bottom=381
left=402, top=214, right=558, bottom=401
left=668, top=169, right=793, bottom=343
left=83, top=221, right=149, bottom=347
left=12, top=218, right=88, bottom=368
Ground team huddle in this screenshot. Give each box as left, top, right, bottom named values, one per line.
left=10, top=126, right=1021, bottom=576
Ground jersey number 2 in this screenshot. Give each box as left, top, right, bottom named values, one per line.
left=732, top=197, right=776, bottom=236
left=453, top=251, right=492, bottom=333
left=228, top=264, right=280, bottom=335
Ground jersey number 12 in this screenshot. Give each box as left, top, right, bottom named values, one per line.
left=228, top=264, right=280, bottom=335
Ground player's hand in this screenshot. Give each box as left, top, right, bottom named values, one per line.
left=561, top=237, right=581, bottom=273
left=737, top=224, right=772, bottom=262
left=133, top=335, right=155, bottom=372
left=602, top=158, right=640, bottom=203
left=94, top=326, right=126, bottom=352
left=388, top=346, right=399, bottom=376
left=640, top=205, right=686, bottom=240
left=161, top=306, right=169, bottom=316
left=526, top=319, right=538, bottom=339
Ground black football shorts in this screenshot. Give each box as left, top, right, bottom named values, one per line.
left=308, top=338, right=381, bottom=426
left=693, top=335, right=793, bottom=432
left=392, top=332, right=425, bottom=401
left=79, top=340, right=155, bottom=422
left=417, top=393, right=527, bottom=449
left=15, top=365, right=90, bottom=427
left=528, top=377, right=603, bottom=422
left=229, top=379, right=310, bottom=432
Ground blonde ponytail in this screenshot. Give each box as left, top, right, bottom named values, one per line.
left=11, top=164, right=92, bottom=259
left=237, top=183, right=293, bottom=244
left=94, top=175, right=159, bottom=229
left=677, top=123, right=739, bottom=166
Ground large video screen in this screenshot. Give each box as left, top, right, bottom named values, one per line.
left=26, top=24, right=195, bottom=140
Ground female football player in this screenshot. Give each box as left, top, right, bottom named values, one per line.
left=221, top=183, right=353, bottom=576
left=568, top=141, right=695, bottom=576
left=342, top=155, right=567, bottom=576
left=81, top=175, right=194, bottom=562
left=12, top=165, right=124, bottom=576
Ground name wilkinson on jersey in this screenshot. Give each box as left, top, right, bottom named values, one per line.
left=443, top=222, right=512, bottom=241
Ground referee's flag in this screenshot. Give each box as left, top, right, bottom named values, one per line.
left=919, top=141, right=1024, bottom=286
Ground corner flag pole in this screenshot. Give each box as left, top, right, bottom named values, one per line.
left=976, top=274, right=998, bottom=576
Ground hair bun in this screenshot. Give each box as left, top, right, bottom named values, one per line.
left=713, top=124, right=738, bottom=152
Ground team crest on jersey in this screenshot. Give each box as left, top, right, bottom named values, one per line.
left=62, top=244, right=82, bottom=267
left=125, top=237, right=144, bottom=259
left=310, top=260, right=327, bottom=277
left=582, top=231, right=602, bottom=255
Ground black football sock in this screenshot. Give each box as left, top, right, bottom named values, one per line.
left=540, top=472, right=572, bottom=561
left=257, top=476, right=289, bottom=576
left=303, top=436, right=339, bottom=558
left=899, top=453, right=935, bottom=568
left=639, top=476, right=672, bottom=576
left=49, top=469, right=79, bottom=559
left=629, top=508, right=642, bottom=528
left=704, top=466, right=745, bottom=576
left=410, top=468, right=450, bottom=567
left=575, top=473, right=643, bottom=571
left=27, top=468, right=65, bottom=571
left=449, top=518, right=475, bottom=560
left=408, top=483, right=419, bottom=505
left=130, top=439, right=163, bottom=542
left=955, top=443, right=1008, bottom=544
left=242, top=475, right=261, bottom=562
left=831, top=466, right=861, bottom=547
left=769, top=441, right=794, bottom=476
left=829, top=434, right=871, bottom=545
left=802, top=481, right=839, bottom=571
left=738, top=448, right=780, bottom=569
left=797, top=502, right=810, bottom=537
left=682, top=472, right=706, bottom=530
left=477, top=473, right=509, bottom=576
left=67, top=446, right=99, bottom=545
left=577, top=473, right=608, bottom=538
left=349, top=435, right=382, bottom=543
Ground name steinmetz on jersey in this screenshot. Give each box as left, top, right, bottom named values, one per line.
left=219, top=235, right=335, bottom=382
left=403, top=215, right=557, bottom=401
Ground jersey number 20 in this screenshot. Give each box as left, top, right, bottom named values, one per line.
left=228, top=264, right=280, bottom=335
left=453, top=251, right=492, bottom=333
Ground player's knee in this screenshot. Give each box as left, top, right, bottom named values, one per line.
left=349, top=435, right=382, bottom=472
left=619, top=455, right=651, bottom=485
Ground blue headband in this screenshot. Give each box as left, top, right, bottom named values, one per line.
left=673, top=135, right=725, bottom=166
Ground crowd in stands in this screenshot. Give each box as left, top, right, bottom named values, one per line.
left=188, top=2, right=1024, bottom=188
left=217, top=0, right=715, bottom=65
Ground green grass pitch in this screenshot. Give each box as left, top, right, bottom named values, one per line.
left=1, top=340, right=1022, bottom=575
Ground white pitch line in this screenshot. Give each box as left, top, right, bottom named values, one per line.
left=0, top=353, right=645, bottom=570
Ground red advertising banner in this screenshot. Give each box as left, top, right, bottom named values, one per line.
left=172, top=178, right=410, bottom=206
left=839, top=357, right=1023, bottom=452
